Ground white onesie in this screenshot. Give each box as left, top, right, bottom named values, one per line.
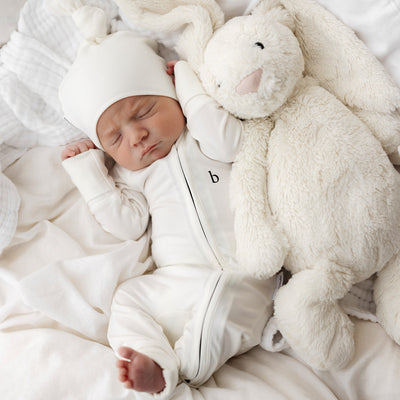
left=62, top=62, right=276, bottom=399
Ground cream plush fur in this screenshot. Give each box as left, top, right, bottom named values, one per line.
left=113, top=0, right=400, bottom=371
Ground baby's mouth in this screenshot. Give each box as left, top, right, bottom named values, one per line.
left=142, top=144, right=157, bottom=158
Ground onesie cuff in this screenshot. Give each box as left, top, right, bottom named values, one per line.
left=151, top=367, right=179, bottom=400
left=62, top=149, right=115, bottom=202
left=174, top=60, right=212, bottom=116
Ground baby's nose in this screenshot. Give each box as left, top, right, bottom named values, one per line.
left=129, top=127, right=148, bottom=147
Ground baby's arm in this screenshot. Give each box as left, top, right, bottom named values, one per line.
left=62, top=143, right=149, bottom=241
left=173, top=61, right=243, bottom=162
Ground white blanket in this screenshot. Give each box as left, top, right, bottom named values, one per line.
left=2, top=145, right=400, bottom=399
left=1, top=1, right=400, bottom=399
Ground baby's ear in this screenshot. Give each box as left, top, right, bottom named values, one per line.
left=252, top=0, right=295, bottom=31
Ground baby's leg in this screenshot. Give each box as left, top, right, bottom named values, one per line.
left=108, top=274, right=182, bottom=397
left=116, top=347, right=165, bottom=393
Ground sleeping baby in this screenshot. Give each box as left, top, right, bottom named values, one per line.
left=60, top=27, right=275, bottom=399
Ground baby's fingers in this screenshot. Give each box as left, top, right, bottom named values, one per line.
left=166, top=60, right=178, bottom=75
left=61, top=140, right=96, bottom=161
left=61, top=146, right=79, bottom=161
left=76, top=140, right=96, bottom=153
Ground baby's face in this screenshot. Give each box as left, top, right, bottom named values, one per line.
left=97, top=95, right=185, bottom=171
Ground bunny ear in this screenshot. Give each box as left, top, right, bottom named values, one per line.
left=118, top=0, right=224, bottom=27
left=45, top=0, right=108, bottom=42
left=280, top=0, right=400, bottom=114
left=113, top=0, right=225, bottom=71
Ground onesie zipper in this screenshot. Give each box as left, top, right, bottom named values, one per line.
left=180, top=271, right=244, bottom=386
left=174, top=137, right=237, bottom=386
left=189, top=272, right=234, bottom=386
left=180, top=167, right=223, bottom=268
left=179, top=270, right=223, bottom=384
left=175, top=144, right=226, bottom=269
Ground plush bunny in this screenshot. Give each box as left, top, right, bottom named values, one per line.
left=114, top=0, right=400, bottom=370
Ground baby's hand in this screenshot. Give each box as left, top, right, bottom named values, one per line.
left=166, top=60, right=179, bottom=85
left=61, top=139, right=96, bottom=161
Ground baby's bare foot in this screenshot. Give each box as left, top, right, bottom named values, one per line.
left=116, top=347, right=166, bottom=393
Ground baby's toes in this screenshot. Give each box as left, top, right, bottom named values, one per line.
left=116, top=359, right=127, bottom=368
left=124, top=380, right=134, bottom=389
left=119, top=346, right=135, bottom=361
left=118, top=369, right=129, bottom=382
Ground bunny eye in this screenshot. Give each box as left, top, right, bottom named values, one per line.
left=217, top=83, right=221, bottom=88
left=254, top=42, right=265, bottom=49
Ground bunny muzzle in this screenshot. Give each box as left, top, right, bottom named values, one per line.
left=236, top=68, right=263, bottom=95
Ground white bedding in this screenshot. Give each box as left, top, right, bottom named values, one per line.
left=1, top=146, right=400, bottom=399
left=1, top=1, right=400, bottom=399
left=0, top=0, right=27, bottom=46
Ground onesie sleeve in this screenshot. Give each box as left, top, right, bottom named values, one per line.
left=174, top=60, right=243, bottom=162
left=62, top=149, right=149, bottom=241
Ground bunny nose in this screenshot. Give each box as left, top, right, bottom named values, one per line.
left=236, top=68, right=263, bottom=95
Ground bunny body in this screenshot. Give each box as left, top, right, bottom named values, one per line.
left=114, top=0, right=400, bottom=370
left=268, top=78, right=400, bottom=280
left=265, top=78, right=400, bottom=368
left=200, top=4, right=400, bottom=369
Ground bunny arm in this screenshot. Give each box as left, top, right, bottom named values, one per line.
left=350, top=108, right=400, bottom=164
left=231, top=118, right=289, bottom=279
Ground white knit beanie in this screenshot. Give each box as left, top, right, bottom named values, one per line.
left=48, top=0, right=177, bottom=150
